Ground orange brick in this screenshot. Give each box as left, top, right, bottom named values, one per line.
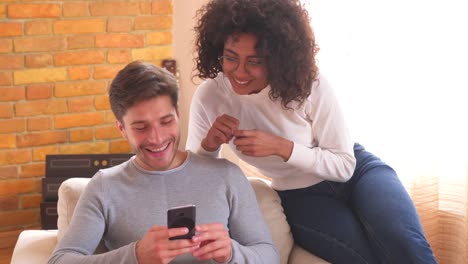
left=110, top=139, right=131, bottom=153
left=54, top=50, right=105, bottom=66
left=68, top=97, right=94, bottom=112
left=0, top=166, right=18, bottom=180
left=0, top=195, right=18, bottom=210
left=0, top=55, right=23, bottom=69
left=17, top=131, right=68, bottom=148
left=94, top=64, right=125, bottom=79
left=25, top=20, right=53, bottom=35
left=108, top=49, right=131, bottom=64
left=68, top=66, right=92, bottom=80
left=90, top=2, right=139, bottom=16
left=0, top=210, right=39, bottom=228
left=94, top=95, right=110, bottom=110
left=55, top=81, right=107, bottom=97
left=8, top=4, right=60, bottom=18
left=59, top=141, right=109, bottom=154
left=15, top=99, right=67, bottom=117
left=26, top=84, right=53, bottom=100
left=0, top=103, right=13, bottom=118
left=27, top=116, right=52, bottom=131
left=19, top=162, right=45, bottom=178
left=19, top=163, right=45, bottom=178
left=132, top=46, right=172, bottom=61
left=135, top=16, right=172, bottom=30
left=0, top=22, right=22, bottom=37
left=0, top=149, right=32, bottom=166
left=105, top=111, right=117, bottom=124
left=67, top=35, right=95, bottom=49
left=95, top=125, right=121, bottom=140
left=0, top=87, right=24, bottom=101
left=152, top=0, right=173, bottom=15
left=32, top=145, right=58, bottom=161
left=139, top=2, right=152, bottom=14
left=0, top=71, right=12, bottom=86
left=0, top=179, right=36, bottom=195
left=20, top=194, right=42, bottom=209
left=0, top=134, right=15, bottom=149
left=108, top=18, right=133, bottom=32
left=63, top=2, right=88, bottom=17
left=54, top=19, right=105, bottom=34
left=0, top=39, right=13, bottom=53
left=25, top=54, right=52, bottom=68
left=147, top=31, right=172, bottom=45
left=35, top=178, right=42, bottom=192
left=70, top=128, right=94, bottom=142
left=55, top=112, right=105, bottom=129
left=14, top=67, right=67, bottom=85
left=0, top=118, right=25, bottom=133
left=96, top=34, right=144, bottom=48
left=14, top=36, right=66, bottom=52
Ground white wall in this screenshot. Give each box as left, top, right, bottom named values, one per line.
left=173, top=0, right=239, bottom=164
left=173, top=0, right=207, bottom=149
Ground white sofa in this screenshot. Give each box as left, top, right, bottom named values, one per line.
left=11, top=177, right=328, bottom=264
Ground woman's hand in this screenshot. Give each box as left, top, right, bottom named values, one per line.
left=233, top=129, right=293, bottom=161
left=136, top=226, right=200, bottom=264
left=192, top=223, right=232, bottom=262
left=202, top=114, right=239, bottom=152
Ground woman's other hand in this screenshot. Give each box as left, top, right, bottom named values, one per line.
left=233, top=129, right=293, bottom=161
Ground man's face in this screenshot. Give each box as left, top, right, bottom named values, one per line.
left=117, top=95, right=183, bottom=171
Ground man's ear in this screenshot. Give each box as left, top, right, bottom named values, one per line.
left=116, top=120, right=127, bottom=139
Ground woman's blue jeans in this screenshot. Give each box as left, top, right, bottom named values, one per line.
left=277, top=143, right=437, bottom=264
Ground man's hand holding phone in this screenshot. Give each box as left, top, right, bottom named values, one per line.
left=192, top=223, right=232, bottom=263
left=135, top=225, right=200, bottom=264
left=136, top=204, right=199, bottom=264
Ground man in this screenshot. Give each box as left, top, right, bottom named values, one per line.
left=48, top=61, right=279, bottom=264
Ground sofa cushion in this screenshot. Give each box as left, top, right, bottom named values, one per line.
left=57, top=178, right=107, bottom=253
left=57, top=177, right=91, bottom=242
left=248, top=177, right=294, bottom=264
left=11, top=230, right=58, bottom=264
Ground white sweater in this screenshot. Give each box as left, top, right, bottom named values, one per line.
left=186, top=73, right=356, bottom=191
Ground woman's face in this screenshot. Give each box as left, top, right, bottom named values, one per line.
left=221, top=33, right=269, bottom=95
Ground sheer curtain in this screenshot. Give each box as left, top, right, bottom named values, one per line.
left=304, top=0, right=468, bottom=263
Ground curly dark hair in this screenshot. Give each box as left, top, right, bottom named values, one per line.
left=194, top=0, right=319, bottom=108
left=109, top=61, right=178, bottom=123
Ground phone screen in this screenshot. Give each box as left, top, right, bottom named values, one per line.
left=167, top=204, right=196, bottom=240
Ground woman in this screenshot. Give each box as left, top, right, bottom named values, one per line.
left=186, top=0, right=436, bottom=263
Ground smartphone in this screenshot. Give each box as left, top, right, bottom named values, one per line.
left=167, top=204, right=196, bottom=240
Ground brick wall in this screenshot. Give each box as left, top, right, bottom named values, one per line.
left=0, top=0, right=173, bottom=231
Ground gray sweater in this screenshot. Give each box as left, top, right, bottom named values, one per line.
left=48, top=152, right=279, bottom=264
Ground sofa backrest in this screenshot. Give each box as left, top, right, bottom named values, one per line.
left=57, top=178, right=108, bottom=253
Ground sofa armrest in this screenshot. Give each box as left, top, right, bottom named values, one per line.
left=11, top=230, right=58, bottom=264
left=247, top=177, right=329, bottom=264
left=248, top=177, right=294, bottom=264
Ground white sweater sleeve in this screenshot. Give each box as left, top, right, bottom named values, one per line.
left=186, top=82, right=221, bottom=158
left=286, top=76, right=356, bottom=182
